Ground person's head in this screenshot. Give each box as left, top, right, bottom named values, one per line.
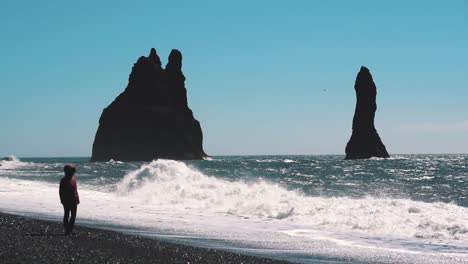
left=64, top=164, right=76, bottom=177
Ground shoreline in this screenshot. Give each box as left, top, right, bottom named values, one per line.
left=0, top=211, right=293, bottom=264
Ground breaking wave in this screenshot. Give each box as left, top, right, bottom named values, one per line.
left=115, top=159, right=468, bottom=241
left=0, top=155, right=30, bottom=171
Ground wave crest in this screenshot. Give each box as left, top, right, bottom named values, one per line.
left=116, top=159, right=297, bottom=219
left=0, top=155, right=29, bottom=170
left=115, top=159, right=468, bottom=241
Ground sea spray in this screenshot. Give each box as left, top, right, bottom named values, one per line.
left=116, top=159, right=297, bottom=219
left=0, top=155, right=30, bottom=171
left=0, top=155, right=467, bottom=263
left=113, top=159, right=468, bottom=241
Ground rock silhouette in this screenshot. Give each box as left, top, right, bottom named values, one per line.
left=345, top=66, right=389, bottom=159
left=91, top=48, right=207, bottom=161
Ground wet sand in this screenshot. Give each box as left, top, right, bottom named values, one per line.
left=0, top=212, right=293, bottom=263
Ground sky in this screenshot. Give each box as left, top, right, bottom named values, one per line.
left=0, top=0, right=467, bottom=157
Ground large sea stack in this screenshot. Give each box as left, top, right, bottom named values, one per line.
left=345, top=66, right=389, bottom=159
left=91, top=48, right=207, bottom=161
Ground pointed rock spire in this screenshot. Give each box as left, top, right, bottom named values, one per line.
left=166, top=49, right=182, bottom=71
left=148, top=48, right=161, bottom=67
left=345, top=66, right=389, bottom=159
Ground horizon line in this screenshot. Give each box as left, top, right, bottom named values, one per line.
left=9, top=152, right=468, bottom=159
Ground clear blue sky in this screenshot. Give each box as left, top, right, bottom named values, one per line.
left=1, top=0, right=467, bottom=157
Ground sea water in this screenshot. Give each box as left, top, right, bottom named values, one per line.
left=0, top=155, right=467, bottom=263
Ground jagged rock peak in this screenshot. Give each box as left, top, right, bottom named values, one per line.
left=167, top=49, right=183, bottom=70
left=91, top=48, right=207, bottom=161
left=360, top=65, right=370, bottom=73
left=148, top=48, right=161, bottom=66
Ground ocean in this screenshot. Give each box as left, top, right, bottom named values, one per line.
left=0, top=155, right=467, bottom=263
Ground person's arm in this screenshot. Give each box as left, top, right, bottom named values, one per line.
left=72, top=177, right=80, bottom=205
left=75, top=181, right=80, bottom=204
left=59, top=179, right=64, bottom=204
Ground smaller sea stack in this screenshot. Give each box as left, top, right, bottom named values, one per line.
left=345, top=66, right=389, bottom=159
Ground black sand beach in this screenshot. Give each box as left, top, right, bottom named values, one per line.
left=0, top=212, right=293, bottom=264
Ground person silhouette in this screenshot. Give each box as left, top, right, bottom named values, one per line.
left=59, top=164, right=80, bottom=235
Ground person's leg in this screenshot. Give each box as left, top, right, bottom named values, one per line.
left=66, top=204, right=77, bottom=234
left=63, top=205, right=70, bottom=229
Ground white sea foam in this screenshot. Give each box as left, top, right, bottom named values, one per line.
left=255, top=158, right=297, bottom=163
left=0, top=155, right=30, bottom=171
left=255, top=159, right=277, bottom=163
left=368, top=155, right=411, bottom=161
left=0, top=159, right=467, bottom=263
left=106, top=159, right=124, bottom=164
left=114, top=160, right=468, bottom=241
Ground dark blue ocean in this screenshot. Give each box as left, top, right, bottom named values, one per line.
left=1, top=155, right=467, bottom=263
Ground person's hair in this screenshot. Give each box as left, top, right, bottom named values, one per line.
left=64, top=164, right=76, bottom=176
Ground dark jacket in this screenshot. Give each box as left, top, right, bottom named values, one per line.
left=59, top=176, right=80, bottom=205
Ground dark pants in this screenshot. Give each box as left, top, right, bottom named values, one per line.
left=63, top=204, right=77, bottom=234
